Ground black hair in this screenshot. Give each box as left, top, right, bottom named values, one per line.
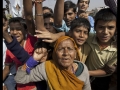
left=70, top=17, right=91, bottom=33
left=94, top=8, right=116, bottom=27
left=43, top=13, right=54, bottom=19
left=42, top=6, right=53, bottom=14
left=77, top=0, right=90, bottom=4
left=64, top=1, right=77, bottom=13
left=9, top=17, right=27, bottom=30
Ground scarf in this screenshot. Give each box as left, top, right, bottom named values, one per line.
left=45, top=36, right=84, bottom=90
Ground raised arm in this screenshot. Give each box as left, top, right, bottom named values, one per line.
left=35, top=0, right=46, bottom=31
left=23, top=0, right=35, bottom=35
left=54, top=0, right=64, bottom=27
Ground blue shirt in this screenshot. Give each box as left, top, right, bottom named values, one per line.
left=53, top=16, right=95, bottom=33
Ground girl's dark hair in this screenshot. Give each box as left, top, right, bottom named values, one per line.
left=9, top=17, right=27, bottom=30
left=64, top=1, right=77, bottom=13
left=70, top=17, right=91, bottom=33
left=94, top=8, right=116, bottom=27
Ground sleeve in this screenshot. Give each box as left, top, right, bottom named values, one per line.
left=4, top=36, right=30, bottom=64
left=82, top=64, right=91, bottom=90
left=104, top=0, right=117, bottom=15
left=53, top=20, right=70, bottom=32
left=4, top=50, right=13, bottom=65
left=88, top=16, right=94, bottom=28
left=14, top=62, right=47, bottom=84
left=106, top=51, right=117, bottom=66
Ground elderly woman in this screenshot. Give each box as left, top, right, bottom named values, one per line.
left=14, top=36, right=91, bottom=90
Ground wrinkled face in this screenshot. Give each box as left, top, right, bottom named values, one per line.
left=9, top=22, right=27, bottom=43
left=44, top=17, right=56, bottom=33
left=71, top=26, right=88, bottom=47
left=64, top=8, right=76, bottom=26
left=56, top=39, right=76, bottom=68
left=95, top=20, right=116, bottom=44
left=77, top=0, right=89, bottom=11
left=43, top=9, right=51, bottom=14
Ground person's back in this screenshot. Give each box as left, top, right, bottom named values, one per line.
left=85, top=8, right=117, bottom=90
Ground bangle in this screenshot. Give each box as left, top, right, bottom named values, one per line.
left=36, top=14, right=43, bottom=16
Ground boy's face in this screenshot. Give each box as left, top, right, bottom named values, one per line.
left=71, top=26, right=88, bottom=47
left=44, top=17, right=56, bottom=33
left=64, top=8, right=77, bottom=26
left=95, top=20, right=116, bottom=44
left=77, top=0, right=89, bottom=11
left=9, top=22, right=27, bottom=43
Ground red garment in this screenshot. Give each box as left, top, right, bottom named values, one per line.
left=5, top=34, right=38, bottom=90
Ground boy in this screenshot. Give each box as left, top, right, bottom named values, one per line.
left=85, top=8, right=117, bottom=90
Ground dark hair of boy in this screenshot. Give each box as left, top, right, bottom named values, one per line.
left=94, top=8, right=116, bottom=28
left=77, top=0, right=90, bottom=4
left=42, top=6, right=53, bottom=14
left=43, top=13, right=54, bottom=19
left=9, top=17, right=27, bottom=30
left=64, top=1, right=77, bottom=13
left=70, top=17, right=91, bottom=34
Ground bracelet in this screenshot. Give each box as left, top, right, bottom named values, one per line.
left=36, top=14, right=43, bottom=16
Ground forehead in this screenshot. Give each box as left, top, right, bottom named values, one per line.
left=9, top=22, right=22, bottom=27
left=65, top=8, right=75, bottom=14
left=44, top=17, right=54, bottom=23
left=43, top=9, right=51, bottom=13
left=57, top=39, right=75, bottom=47
left=73, top=26, right=89, bottom=31
left=79, top=0, right=89, bottom=2
left=96, top=20, right=116, bottom=26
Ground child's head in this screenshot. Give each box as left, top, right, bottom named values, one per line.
left=9, top=17, right=28, bottom=43
left=64, top=1, right=77, bottom=26
left=94, top=8, right=116, bottom=44
left=77, top=0, right=90, bottom=11
left=69, top=17, right=91, bottom=47
left=43, top=13, right=57, bottom=33
left=42, top=6, right=53, bottom=14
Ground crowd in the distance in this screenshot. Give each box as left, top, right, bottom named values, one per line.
left=3, top=0, right=117, bottom=90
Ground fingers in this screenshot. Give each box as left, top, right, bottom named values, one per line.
left=42, top=39, right=53, bottom=43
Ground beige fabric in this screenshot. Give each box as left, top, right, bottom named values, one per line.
left=85, top=33, right=117, bottom=76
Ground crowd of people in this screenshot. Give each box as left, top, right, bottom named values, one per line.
left=3, top=0, right=117, bottom=90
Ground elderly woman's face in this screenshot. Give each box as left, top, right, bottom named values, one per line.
left=56, top=39, right=76, bottom=68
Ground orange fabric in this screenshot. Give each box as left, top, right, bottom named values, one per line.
left=45, top=36, right=84, bottom=90
left=53, top=36, right=81, bottom=61
left=45, top=60, right=84, bottom=90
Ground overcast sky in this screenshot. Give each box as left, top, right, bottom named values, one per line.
left=3, top=0, right=106, bottom=14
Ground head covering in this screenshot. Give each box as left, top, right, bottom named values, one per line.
left=53, top=36, right=81, bottom=61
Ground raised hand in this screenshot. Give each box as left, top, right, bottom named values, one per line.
left=33, top=47, right=48, bottom=62
left=3, top=20, right=8, bottom=33
left=34, top=30, right=64, bottom=43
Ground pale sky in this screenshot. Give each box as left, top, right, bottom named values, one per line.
left=3, top=0, right=106, bottom=14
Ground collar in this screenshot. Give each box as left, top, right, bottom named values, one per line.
left=92, top=35, right=117, bottom=51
